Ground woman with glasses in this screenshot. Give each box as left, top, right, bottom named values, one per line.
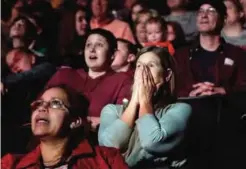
left=99, top=46, right=192, bottom=168
left=1, top=85, right=129, bottom=169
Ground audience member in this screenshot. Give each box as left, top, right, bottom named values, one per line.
left=90, top=0, right=135, bottom=43
left=175, top=0, right=246, bottom=97
left=2, top=48, right=56, bottom=122
left=222, top=0, right=246, bottom=50
left=115, top=0, right=138, bottom=22
left=1, top=85, right=129, bottom=169
left=164, top=0, right=198, bottom=42
left=240, top=0, right=246, bottom=27
left=9, top=15, right=37, bottom=49
left=57, top=6, right=90, bottom=69
left=99, top=46, right=191, bottom=168
left=134, top=9, right=153, bottom=47
left=166, top=21, right=187, bottom=49
left=46, top=29, right=132, bottom=128
left=111, top=38, right=137, bottom=75
left=131, top=1, right=148, bottom=23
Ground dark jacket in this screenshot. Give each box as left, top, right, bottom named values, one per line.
left=1, top=140, right=129, bottom=169
left=175, top=38, right=246, bottom=97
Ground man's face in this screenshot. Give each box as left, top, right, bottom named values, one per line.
left=6, top=50, right=34, bottom=73
left=91, top=0, right=109, bottom=18
left=196, top=4, right=222, bottom=34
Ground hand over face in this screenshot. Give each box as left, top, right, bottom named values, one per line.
left=138, top=66, right=156, bottom=104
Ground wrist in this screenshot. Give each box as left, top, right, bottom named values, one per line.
left=139, top=102, right=153, bottom=117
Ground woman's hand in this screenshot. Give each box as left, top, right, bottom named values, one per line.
left=138, top=66, right=156, bottom=105
left=138, top=66, right=156, bottom=117
left=130, top=66, right=143, bottom=105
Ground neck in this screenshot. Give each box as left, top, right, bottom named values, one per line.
left=223, top=23, right=243, bottom=37
left=170, top=9, right=187, bottom=16
left=12, top=38, right=25, bottom=48
left=113, top=64, right=130, bottom=73
left=92, top=15, right=110, bottom=24
left=40, top=137, right=68, bottom=166
left=199, top=34, right=221, bottom=51
left=88, top=69, right=108, bottom=79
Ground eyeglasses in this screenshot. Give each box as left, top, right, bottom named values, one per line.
left=31, top=98, right=69, bottom=112
left=197, top=7, right=217, bottom=16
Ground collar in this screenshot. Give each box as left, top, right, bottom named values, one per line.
left=17, top=139, right=94, bottom=168
left=189, top=36, right=226, bottom=54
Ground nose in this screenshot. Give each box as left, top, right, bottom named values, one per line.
left=37, top=102, right=49, bottom=113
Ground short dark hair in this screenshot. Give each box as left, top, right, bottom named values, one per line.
left=117, top=38, right=137, bottom=55
left=85, top=28, right=117, bottom=57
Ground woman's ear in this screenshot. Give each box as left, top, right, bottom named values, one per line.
left=70, top=117, right=83, bottom=129
left=165, top=68, right=173, bottom=82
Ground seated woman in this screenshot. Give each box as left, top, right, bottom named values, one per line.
left=47, top=28, right=133, bottom=129
left=1, top=85, right=129, bottom=169
left=98, top=46, right=192, bottom=168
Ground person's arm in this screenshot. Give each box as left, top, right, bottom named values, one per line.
left=2, top=63, right=56, bottom=89
left=136, top=103, right=192, bottom=154
left=98, top=104, right=133, bottom=149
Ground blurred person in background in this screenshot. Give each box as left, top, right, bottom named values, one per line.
left=166, top=21, right=187, bottom=49
left=164, top=0, right=198, bottom=42
left=57, top=5, right=90, bottom=69
left=111, top=38, right=137, bottom=76
left=222, top=0, right=246, bottom=50
left=90, top=0, right=136, bottom=43
left=175, top=0, right=246, bottom=97
left=134, top=9, right=153, bottom=48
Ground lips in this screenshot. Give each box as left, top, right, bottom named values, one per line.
left=89, top=55, right=98, bottom=60
left=35, top=116, right=49, bottom=124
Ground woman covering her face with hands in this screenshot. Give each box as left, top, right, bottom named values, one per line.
left=98, top=46, right=192, bottom=168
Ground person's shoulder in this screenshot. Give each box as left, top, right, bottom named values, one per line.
left=162, top=102, right=192, bottom=115
left=1, top=153, right=32, bottom=169
left=224, top=42, right=245, bottom=57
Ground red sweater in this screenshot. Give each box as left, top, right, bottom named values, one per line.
left=1, top=140, right=129, bottom=169
left=46, top=67, right=133, bottom=117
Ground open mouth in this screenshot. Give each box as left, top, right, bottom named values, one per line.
left=36, top=117, right=49, bottom=124
left=89, top=55, right=98, bottom=60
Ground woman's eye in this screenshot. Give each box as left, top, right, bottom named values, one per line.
left=50, top=100, right=62, bottom=108
left=97, top=43, right=103, bottom=47
left=85, top=43, right=91, bottom=48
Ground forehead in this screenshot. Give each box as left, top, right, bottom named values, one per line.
left=200, top=4, right=214, bottom=9
left=41, top=88, right=68, bottom=102
left=86, top=34, right=107, bottom=43
left=137, top=51, right=161, bottom=63
left=146, top=22, right=161, bottom=29
left=13, top=19, right=25, bottom=25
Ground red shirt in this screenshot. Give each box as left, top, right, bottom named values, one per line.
left=1, top=140, right=129, bottom=169
left=46, top=67, right=133, bottom=117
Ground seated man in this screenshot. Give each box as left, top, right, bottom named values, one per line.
left=175, top=0, right=246, bottom=97
left=111, top=38, right=137, bottom=76
left=1, top=48, right=56, bottom=154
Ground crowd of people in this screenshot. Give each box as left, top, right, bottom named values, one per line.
left=1, top=0, right=246, bottom=169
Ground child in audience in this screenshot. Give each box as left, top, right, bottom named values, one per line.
left=111, top=38, right=137, bottom=76
left=145, top=17, right=175, bottom=55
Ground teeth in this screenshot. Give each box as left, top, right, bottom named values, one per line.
left=37, top=119, right=49, bottom=123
